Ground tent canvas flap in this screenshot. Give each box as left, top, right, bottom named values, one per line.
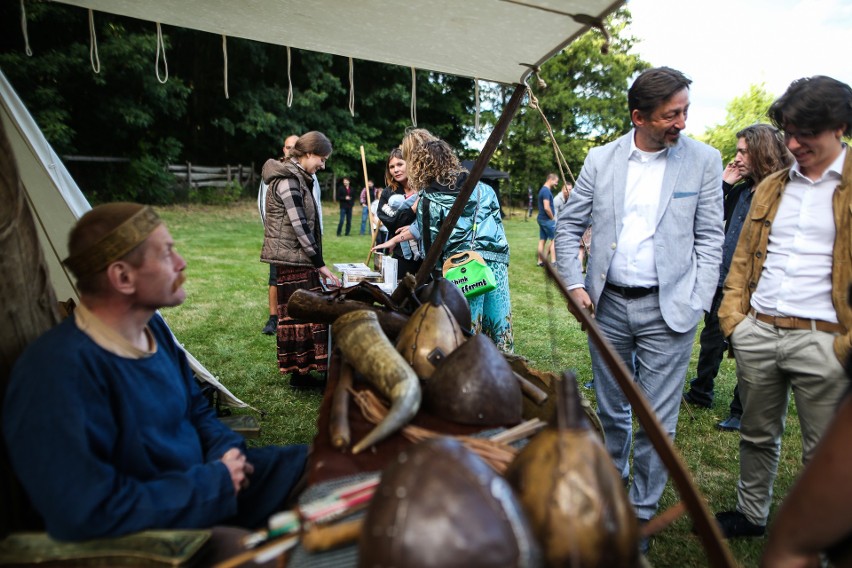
left=54, top=0, right=623, bottom=85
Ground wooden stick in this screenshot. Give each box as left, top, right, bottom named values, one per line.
left=213, top=534, right=299, bottom=568
left=540, top=261, right=736, bottom=568
left=488, top=418, right=546, bottom=445
left=302, top=518, right=364, bottom=553
left=361, top=145, right=375, bottom=265
left=329, top=352, right=352, bottom=449
left=640, top=501, right=688, bottom=538
left=512, top=371, right=548, bottom=405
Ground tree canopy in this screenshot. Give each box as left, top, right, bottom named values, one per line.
left=699, top=84, right=777, bottom=164
left=490, top=8, right=649, bottom=200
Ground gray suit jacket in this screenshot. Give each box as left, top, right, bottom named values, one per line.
left=554, top=131, right=724, bottom=333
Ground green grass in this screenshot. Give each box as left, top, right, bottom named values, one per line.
left=160, top=201, right=805, bottom=567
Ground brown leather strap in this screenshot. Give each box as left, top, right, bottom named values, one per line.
left=542, top=262, right=736, bottom=568
left=751, top=309, right=845, bottom=334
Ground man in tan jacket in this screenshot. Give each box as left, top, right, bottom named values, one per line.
left=715, top=76, right=852, bottom=539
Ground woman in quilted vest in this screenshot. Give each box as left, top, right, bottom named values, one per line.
left=260, top=131, right=339, bottom=389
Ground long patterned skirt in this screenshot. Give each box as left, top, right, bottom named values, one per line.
left=276, top=265, right=329, bottom=376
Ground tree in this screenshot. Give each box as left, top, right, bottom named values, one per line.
left=699, top=84, right=777, bottom=163
left=490, top=7, right=649, bottom=205
left=0, top=2, right=480, bottom=202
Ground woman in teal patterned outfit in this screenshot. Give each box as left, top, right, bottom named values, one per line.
left=399, top=129, right=513, bottom=352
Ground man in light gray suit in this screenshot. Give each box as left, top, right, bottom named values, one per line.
left=554, top=67, right=724, bottom=545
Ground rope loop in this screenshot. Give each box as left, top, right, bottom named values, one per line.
left=348, top=57, right=355, bottom=117
left=410, top=67, right=418, bottom=127
left=222, top=34, right=229, bottom=99
left=88, top=9, right=100, bottom=74
left=20, top=0, right=32, bottom=56
left=155, top=22, right=169, bottom=84
left=286, top=46, right=293, bottom=108
left=474, top=78, right=481, bottom=132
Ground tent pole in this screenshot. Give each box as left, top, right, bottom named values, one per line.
left=391, top=82, right=525, bottom=303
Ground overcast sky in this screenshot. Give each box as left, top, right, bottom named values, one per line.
left=626, top=0, right=852, bottom=135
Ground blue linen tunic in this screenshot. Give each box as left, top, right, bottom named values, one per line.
left=3, top=314, right=306, bottom=540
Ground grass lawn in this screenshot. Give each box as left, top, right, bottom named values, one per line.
left=160, top=200, right=806, bottom=567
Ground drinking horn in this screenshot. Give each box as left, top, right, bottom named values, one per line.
left=504, top=372, right=639, bottom=567
left=424, top=333, right=522, bottom=426
left=395, top=283, right=466, bottom=379
left=333, top=310, right=422, bottom=455
left=358, top=437, right=540, bottom=568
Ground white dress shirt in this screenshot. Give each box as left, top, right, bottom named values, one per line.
left=751, top=147, right=845, bottom=322
left=607, top=135, right=667, bottom=287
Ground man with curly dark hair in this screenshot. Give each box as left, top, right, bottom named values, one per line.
left=683, top=124, right=793, bottom=433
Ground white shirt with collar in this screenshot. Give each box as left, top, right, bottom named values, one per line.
left=751, top=147, right=846, bottom=322
left=607, top=134, right=668, bottom=287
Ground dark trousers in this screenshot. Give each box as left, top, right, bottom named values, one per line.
left=337, top=206, right=352, bottom=236
left=688, top=287, right=743, bottom=417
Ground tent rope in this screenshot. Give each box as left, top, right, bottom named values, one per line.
left=410, top=67, right=417, bottom=127
left=286, top=46, right=293, bottom=108
left=20, top=0, right=32, bottom=56
left=88, top=9, right=100, bottom=74
left=222, top=35, right=229, bottom=99
left=348, top=57, right=355, bottom=117
left=155, top=22, right=169, bottom=84
left=474, top=78, right=481, bottom=132
left=525, top=82, right=576, bottom=188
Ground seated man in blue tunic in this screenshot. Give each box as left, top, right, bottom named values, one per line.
left=3, top=203, right=308, bottom=542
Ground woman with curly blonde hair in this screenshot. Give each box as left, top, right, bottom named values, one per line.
left=382, top=128, right=513, bottom=352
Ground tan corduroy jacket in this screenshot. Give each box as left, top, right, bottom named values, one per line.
left=718, top=148, right=852, bottom=363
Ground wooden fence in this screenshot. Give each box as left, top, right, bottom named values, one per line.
left=169, top=163, right=256, bottom=189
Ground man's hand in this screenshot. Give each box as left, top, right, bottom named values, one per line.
left=723, top=161, right=743, bottom=186
left=221, top=448, right=254, bottom=495
left=567, top=288, right=595, bottom=331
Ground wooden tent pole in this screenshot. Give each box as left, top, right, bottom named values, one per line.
left=390, top=82, right=526, bottom=303
left=360, top=146, right=376, bottom=266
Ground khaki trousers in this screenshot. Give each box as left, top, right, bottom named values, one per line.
left=731, top=313, right=848, bottom=525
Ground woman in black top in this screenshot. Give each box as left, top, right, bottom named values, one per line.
left=375, top=148, right=422, bottom=279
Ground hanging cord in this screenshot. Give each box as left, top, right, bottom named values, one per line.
left=525, top=81, right=576, bottom=188
left=88, top=9, right=100, bottom=74
left=20, top=0, right=32, bottom=56
left=474, top=78, right=481, bottom=133
left=348, top=57, right=355, bottom=117
left=410, top=67, right=418, bottom=127
left=222, top=34, right=229, bottom=99
left=286, top=46, right=293, bottom=108
left=155, top=22, right=169, bottom=84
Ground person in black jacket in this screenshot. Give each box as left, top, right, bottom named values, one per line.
left=683, top=124, right=792, bottom=431
left=336, top=177, right=354, bottom=236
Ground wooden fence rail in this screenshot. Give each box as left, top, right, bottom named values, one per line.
left=169, top=163, right=256, bottom=189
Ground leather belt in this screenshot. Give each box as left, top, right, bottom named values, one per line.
left=605, top=282, right=659, bottom=299
left=750, top=309, right=845, bottom=334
